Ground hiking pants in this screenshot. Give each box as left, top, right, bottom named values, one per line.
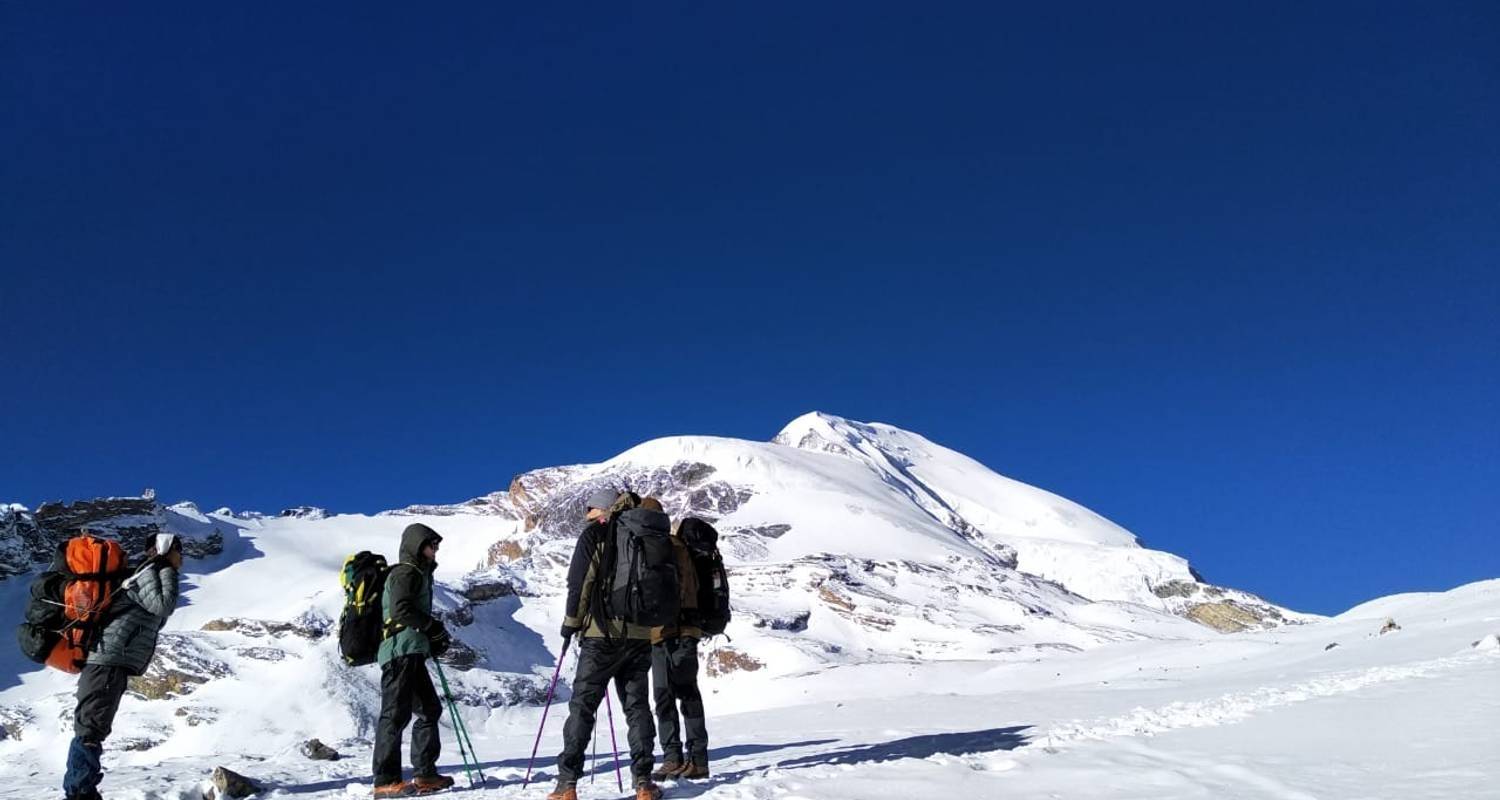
left=556, top=637, right=654, bottom=784
left=372, top=654, right=443, bottom=784
left=652, top=636, right=708, bottom=765
left=63, top=663, right=131, bottom=797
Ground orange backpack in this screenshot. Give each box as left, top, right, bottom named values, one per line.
left=17, top=535, right=130, bottom=674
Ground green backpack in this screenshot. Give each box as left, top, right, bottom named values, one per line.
left=337, top=551, right=389, bottom=666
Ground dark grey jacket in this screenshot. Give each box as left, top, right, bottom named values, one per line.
left=86, top=563, right=179, bottom=676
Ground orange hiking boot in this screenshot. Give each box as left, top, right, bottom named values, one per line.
left=634, top=779, right=663, bottom=800
left=678, top=762, right=710, bottom=779
left=413, top=774, right=455, bottom=794
left=373, top=780, right=416, bottom=797
left=545, top=782, right=578, bottom=800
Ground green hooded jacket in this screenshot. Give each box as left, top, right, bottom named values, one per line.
left=378, top=523, right=442, bottom=665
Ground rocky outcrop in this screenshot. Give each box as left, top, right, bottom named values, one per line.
left=129, top=634, right=232, bottom=700
left=0, top=706, right=34, bottom=741
left=200, top=614, right=329, bottom=640
left=35, top=495, right=158, bottom=537
left=1153, top=580, right=1292, bottom=632
left=175, top=706, right=219, bottom=727
left=486, top=539, right=527, bottom=565
left=301, top=738, right=340, bottom=760
left=1185, top=601, right=1270, bottom=633
left=437, top=640, right=481, bottom=671
left=502, top=461, right=754, bottom=542
left=441, top=673, right=552, bottom=707
left=460, top=568, right=526, bottom=602
left=0, top=508, right=51, bottom=578
left=706, top=647, right=765, bottom=676
left=1, top=495, right=227, bottom=581
left=209, top=766, right=261, bottom=799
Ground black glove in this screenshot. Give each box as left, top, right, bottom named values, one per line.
left=560, top=623, right=581, bottom=641
left=423, top=621, right=452, bottom=657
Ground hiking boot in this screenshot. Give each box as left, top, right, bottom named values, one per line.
left=678, top=762, right=711, bottom=779
left=651, top=760, right=687, bottom=781
left=545, top=781, right=578, bottom=800
left=634, top=779, right=663, bottom=800
left=413, top=774, right=455, bottom=794
left=373, top=780, right=417, bottom=797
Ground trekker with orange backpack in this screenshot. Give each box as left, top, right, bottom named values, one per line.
left=63, top=532, right=181, bottom=800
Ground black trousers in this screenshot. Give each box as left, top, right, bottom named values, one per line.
left=64, top=664, right=132, bottom=797
left=556, top=637, right=655, bottom=784
left=652, top=636, right=708, bottom=765
left=74, top=663, right=131, bottom=743
left=372, top=654, right=443, bottom=784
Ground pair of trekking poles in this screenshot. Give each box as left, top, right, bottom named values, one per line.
left=431, top=659, right=487, bottom=789
left=523, top=635, right=627, bottom=792
left=430, top=635, right=625, bottom=792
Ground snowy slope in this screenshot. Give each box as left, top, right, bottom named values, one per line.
left=2, top=568, right=1493, bottom=800
left=0, top=412, right=1349, bottom=798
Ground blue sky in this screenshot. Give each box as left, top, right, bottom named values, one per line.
left=2, top=3, right=1495, bottom=614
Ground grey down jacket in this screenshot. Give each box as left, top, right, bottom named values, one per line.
left=86, top=564, right=179, bottom=676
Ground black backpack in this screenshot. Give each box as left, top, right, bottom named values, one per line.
left=678, top=518, right=731, bottom=637
left=17, top=565, right=70, bottom=664
left=600, top=507, right=680, bottom=628
left=338, top=551, right=389, bottom=666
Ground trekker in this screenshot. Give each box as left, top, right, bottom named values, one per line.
left=649, top=516, right=709, bottom=780
left=64, top=533, right=181, bottom=800
left=548, top=489, right=663, bottom=800
left=372, top=523, right=455, bottom=797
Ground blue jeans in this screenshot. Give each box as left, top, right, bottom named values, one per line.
left=63, top=737, right=103, bottom=798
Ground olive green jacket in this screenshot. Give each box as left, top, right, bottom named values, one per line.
left=378, top=524, right=440, bottom=665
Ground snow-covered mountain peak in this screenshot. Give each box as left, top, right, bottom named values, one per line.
left=773, top=411, right=1136, bottom=547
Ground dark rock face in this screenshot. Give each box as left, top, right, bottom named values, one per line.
left=35, top=496, right=158, bottom=537
left=0, top=509, right=52, bottom=578
left=754, top=611, right=810, bottom=632
left=464, top=580, right=518, bottom=602
left=437, top=640, right=480, bottom=671
left=443, top=673, right=552, bottom=707
left=1, top=496, right=227, bottom=581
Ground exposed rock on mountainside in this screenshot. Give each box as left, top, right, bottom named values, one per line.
left=278, top=506, right=330, bottom=520
left=706, top=648, right=765, bottom=677
left=0, top=496, right=225, bottom=579
left=128, top=634, right=233, bottom=700
left=1153, top=580, right=1291, bottom=631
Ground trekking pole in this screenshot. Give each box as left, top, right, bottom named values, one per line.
left=434, top=660, right=486, bottom=787
left=432, top=660, right=487, bottom=787
left=604, top=689, right=624, bottom=792
left=591, top=720, right=599, bottom=784
left=441, top=690, right=480, bottom=788
left=430, top=663, right=474, bottom=785
left=523, top=634, right=573, bottom=787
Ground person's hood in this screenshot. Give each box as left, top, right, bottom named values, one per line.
left=399, top=523, right=442, bottom=569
